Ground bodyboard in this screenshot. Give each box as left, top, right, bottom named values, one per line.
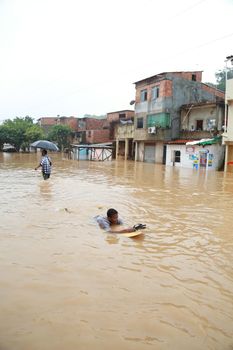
left=120, top=231, right=143, bottom=238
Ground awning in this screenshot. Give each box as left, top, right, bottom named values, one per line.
left=186, top=136, right=221, bottom=146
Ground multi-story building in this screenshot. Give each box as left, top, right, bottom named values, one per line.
left=164, top=101, right=225, bottom=170
left=76, top=116, right=110, bottom=144
left=133, top=71, right=224, bottom=163
left=56, top=116, right=78, bottom=130
left=180, top=101, right=224, bottom=139
left=223, top=76, right=233, bottom=172
left=37, top=117, right=57, bottom=134
left=107, top=110, right=134, bottom=159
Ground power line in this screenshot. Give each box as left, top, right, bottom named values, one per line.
left=169, top=0, right=208, bottom=19
left=176, top=32, right=233, bottom=55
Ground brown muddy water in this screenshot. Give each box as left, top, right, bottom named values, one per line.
left=0, top=152, right=233, bottom=350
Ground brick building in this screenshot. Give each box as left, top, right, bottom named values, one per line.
left=37, top=117, right=57, bottom=134
left=133, top=71, right=225, bottom=163
left=76, top=117, right=110, bottom=144
left=57, top=116, right=79, bottom=131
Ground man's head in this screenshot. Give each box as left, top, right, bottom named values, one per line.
left=42, top=149, right=47, bottom=156
left=107, top=208, right=118, bottom=224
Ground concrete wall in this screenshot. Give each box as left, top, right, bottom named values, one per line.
left=107, top=110, right=134, bottom=123
left=166, top=143, right=225, bottom=170
left=181, top=105, right=224, bottom=131
left=116, top=124, right=134, bottom=139
left=134, top=73, right=224, bottom=142
left=137, top=142, right=144, bottom=162
left=155, top=141, right=164, bottom=163
left=171, top=77, right=224, bottom=138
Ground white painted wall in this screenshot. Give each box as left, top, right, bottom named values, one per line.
left=225, top=78, right=233, bottom=142
left=166, top=144, right=225, bottom=170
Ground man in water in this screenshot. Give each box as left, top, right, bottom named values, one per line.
left=35, top=149, right=52, bottom=180
left=95, top=208, right=146, bottom=233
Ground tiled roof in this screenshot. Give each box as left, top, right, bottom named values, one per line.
left=166, top=139, right=197, bottom=145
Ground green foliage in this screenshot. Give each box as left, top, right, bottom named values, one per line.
left=47, top=124, right=73, bottom=150
left=0, top=125, right=11, bottom=150
left=23, top=125, right=45, bottom=151
left=215, top=68, right=233, bottom=91
left=0, top=116, right=44, bottom=151
left=204, top=82, right=216, bottom=89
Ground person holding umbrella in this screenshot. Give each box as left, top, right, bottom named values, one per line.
left=35, top=149, right=52, bottom=180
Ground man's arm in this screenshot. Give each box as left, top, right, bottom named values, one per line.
left=108, top=227, right=136, bottom=234
left=35, top=163, right=42, bottom=170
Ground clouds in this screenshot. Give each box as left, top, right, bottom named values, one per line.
left=0, top=0, right=232, bottom=120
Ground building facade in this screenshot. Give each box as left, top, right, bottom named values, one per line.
left=223, top=77, right=233, bottom=172
left=165, top=138, right=224, bottom=170
left=107, top=110, right=134, bottom=159
left=133, top=71, right=224, bottom=164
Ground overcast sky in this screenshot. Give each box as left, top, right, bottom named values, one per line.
left=0, top=0, right=232, bottom=122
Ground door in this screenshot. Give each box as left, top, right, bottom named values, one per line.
left=173, top=150, right=181, bottom=166
left=162, top=145, right=167, bottom=164
left=199, top=152, right=207, bottom=167
left=144, top=145, right=155, bottom=163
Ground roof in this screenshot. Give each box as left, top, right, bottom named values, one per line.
left=180, top=101, right=224, bottom=110
left=134, top=71, right=203, bottom=84
left=166, top=139, right=194, bottom=145
left=107, top=110, right=134, bottom=115
left=186, top=136, right=222, bottom=146
left=71, top=142, right=113, bottom=149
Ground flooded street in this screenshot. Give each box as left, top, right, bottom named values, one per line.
left=0, top=152, right=233, bottom=350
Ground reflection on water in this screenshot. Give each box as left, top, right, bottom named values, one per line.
left=0, top=153, right=233, bottom=350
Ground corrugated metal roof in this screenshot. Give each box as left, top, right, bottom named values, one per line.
left=71, top=143, right=113, bottom=149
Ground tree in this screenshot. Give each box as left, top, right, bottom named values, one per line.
left=0, top=116, right=44, bottom=151
left=215, top=67, right=233, bottom=91
left=47, top=125, right=73, bottom=151
left=23, top=125, right=45, bottom=151
left=0, top=125, right=11, bottom=151
left=2, top=117, right=33, bottom=151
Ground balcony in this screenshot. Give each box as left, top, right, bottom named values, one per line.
left=116, top=123, right=134, bottom=140
left=180, top=129, right=219, bottom=140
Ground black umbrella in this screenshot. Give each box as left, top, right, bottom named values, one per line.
left=31, top=140, right=59, bottom=151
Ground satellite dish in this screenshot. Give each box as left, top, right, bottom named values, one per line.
left=130, top=100, right=135, bottom=105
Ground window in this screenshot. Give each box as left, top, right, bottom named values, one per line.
left=192, top=74, right=196, bottom=81
left=174, top=150, right=181, bottom=163
left=78, top=121, right=85, bottom=128
left=152, top=86, right=159, bottom=100
left=140, top=89, right=147, bottom=102
left=196, top=120, right=203, bottom=131
left=119, top=113, right=126, bottom=119
left=137, top=117, right=144, bottom=128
